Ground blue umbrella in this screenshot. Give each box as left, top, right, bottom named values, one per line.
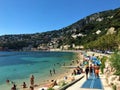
left=97, top=59, right=101, bottom=65
left=91, top=56, right=101, bottom=65
left=91, top=56, right=97, bottom=60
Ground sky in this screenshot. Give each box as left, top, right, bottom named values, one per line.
left=0, top=0, right=120, bottom=35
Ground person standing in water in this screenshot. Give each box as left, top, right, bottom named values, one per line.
left=53, top=68, right=56, bottom=74
left=6, top=79, right=10, bottom=84
left=22, top=82, right=27, bottom=88
left=50, top=70, right=52, bottom=76
left=30, top=75, right=34, bottom=86
left=11, top=84, right=16, bottom=90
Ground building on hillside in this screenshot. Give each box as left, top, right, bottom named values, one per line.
left=37, top=44, right=49, bottom=50
left=96, top=30, right=101, bottom=34
left=73, top=45, right=84, bottom=50
left=22, top=45, right=33, bottom=51
left=60, top=45, right=70, bottom=50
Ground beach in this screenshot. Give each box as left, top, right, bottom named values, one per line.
left=33, top=50, right=84, bottom=90
left=32, top=51, right=113, bottom=90
left=0, top=50, right=113, bottom=90
left=0, top=51, right=83, bottom=90
left=24, top=50, right=84, bottom=90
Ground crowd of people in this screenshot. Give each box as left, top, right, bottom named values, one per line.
left=72, top=66, right=83, bottom=75
left=85, top=63, right=100, bottom=80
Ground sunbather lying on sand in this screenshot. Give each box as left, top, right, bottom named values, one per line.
left=44, top=80, right=57, bottom=88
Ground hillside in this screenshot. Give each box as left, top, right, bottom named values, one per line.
left=0, top=7, right=120, bottom=51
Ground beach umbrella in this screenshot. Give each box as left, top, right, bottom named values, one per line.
left=96, top=59, right=101, bottom=65
left=91, top=56, right=97, bottom=60
left=91, top=56, right=101, bottom=65
left=92, top=59, right=101, bottom=65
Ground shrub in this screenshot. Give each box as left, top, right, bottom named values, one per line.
left=112, top=84, right=116, bottom=90
left=47, top=88, right=55, bottom=90
left=100, top=56, right=107, bottom=73
left=110, top=52, right=120, bottom=81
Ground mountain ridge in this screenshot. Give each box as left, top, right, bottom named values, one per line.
left=0, top=7, right=120, bottom=51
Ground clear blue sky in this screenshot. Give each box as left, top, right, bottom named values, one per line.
left=0, top=0, right=120, bottom=35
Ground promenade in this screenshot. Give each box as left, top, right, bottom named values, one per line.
left=35, top=51, right=113, bottom=90
left=66, top=73, right=112, bottom=90
left=66, top=51, right=112, bottom=90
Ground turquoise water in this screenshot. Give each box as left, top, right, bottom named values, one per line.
left=0, top=51, right=76, bottom=90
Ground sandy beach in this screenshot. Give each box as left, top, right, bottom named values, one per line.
left=33, top=50, right=102, bottom=90
left=1, top=50, right=112, bottom=90
left=10, top=50, right=84, bottom=90
left=34, top=51, right=84, bottom=90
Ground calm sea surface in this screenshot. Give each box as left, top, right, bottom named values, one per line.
left=0, top=51, right=76, bottom=90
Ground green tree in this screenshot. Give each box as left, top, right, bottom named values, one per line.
left=110, top=52, right=120, bottom=81
left=100, top=56, right=107, bottom=73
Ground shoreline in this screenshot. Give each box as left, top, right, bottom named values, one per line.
left=35, top=50, right=112, bottom=90
left=0, top=50, right=83, bottom=90
left=34, top=51, right=83, bottom=90
left=34, top=51, right=84, bottom=90
left=3, top=50, right=108, bottom=90
left=23, top=50, right=83, bottom=90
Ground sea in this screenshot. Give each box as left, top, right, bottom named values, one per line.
left=0, top=51, right=77, bottom=90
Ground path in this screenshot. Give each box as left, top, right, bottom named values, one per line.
left=66, top=73, right=103, bottom=90
left=81, top=73, right=103, bottom=89
left=66, top=73, right=112, bottom=90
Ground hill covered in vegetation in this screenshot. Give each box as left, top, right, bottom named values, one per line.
left=0, top=7, right=120, bottom=51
